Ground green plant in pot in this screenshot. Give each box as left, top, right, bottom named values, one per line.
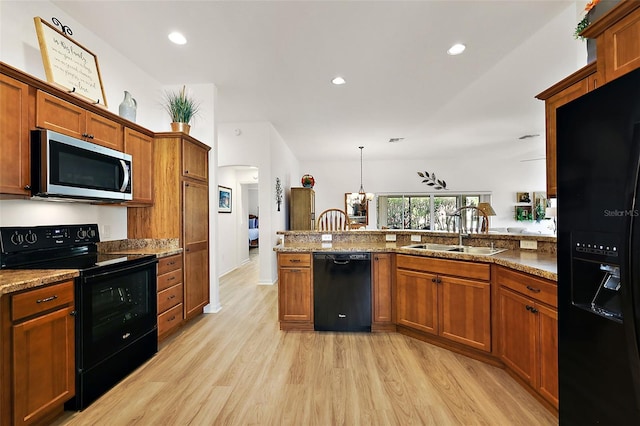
left=163, top=85, right=200, bottom=134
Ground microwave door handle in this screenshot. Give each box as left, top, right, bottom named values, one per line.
left=119, top=160, right=130, bottom=193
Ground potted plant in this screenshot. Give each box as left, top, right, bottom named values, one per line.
left=163, top=85, right=200, bottom=134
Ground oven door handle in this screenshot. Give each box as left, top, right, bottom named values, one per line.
left=82, top=258, right=158, bottom=281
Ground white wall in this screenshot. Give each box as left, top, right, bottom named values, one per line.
left=217, top=122, right=298, bottom=284
left=1, top=1, right=221, bottom=313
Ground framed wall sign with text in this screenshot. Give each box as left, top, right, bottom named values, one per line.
left=33, top=16, right=108, bottom=106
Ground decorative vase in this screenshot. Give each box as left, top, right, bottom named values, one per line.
left=171, top=122, right=191, bottom=134
left=301, top=174, right=315, bottom=188
left=118, top=91, right=137, bottom=122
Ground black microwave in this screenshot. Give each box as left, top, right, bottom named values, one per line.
left=31, top=129, right=133, bottom=202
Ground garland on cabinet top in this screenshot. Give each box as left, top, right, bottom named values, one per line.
left=417, top=170, right=448, bottom=190
left=575, top=0, right=601, bottom=39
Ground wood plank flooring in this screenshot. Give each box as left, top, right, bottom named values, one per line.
left=52, top=249, right=557, bottom=425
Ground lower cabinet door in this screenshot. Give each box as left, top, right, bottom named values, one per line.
left=498, top=287, right=537, bottom=383
left=12, top=306, right=75, bottom=425
left=279, top=267, right=312, bottom=322
left=395, top=269, right=438, bottom=334
left=536, top=303, right=559, bottom=407
left=440, top=275, right=491, bottom=351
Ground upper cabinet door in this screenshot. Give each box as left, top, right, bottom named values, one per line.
left=86, top=111, right=123, bottom=151
left=603, top=7, right=640, bottom=82
left=36, top=90, right=85, bottom=139
left=0, top=74, right=32, bottom=196
left=124, top=127, right=154, bottom=206
left=182, top=140, right=208, bottom=182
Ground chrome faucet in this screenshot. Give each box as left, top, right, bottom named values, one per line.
left=450, top=205, right=487, bottom=246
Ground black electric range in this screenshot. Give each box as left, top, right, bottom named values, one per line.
left=0, top=224, right=158, bottom=411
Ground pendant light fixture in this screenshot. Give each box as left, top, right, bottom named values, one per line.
left=353, top=146, right=374, bottom=203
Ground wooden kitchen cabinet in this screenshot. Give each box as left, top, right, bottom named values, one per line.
left=157, top=254, right=184, bottom=340
left=0, top=73, right=32, bottom=197
left=2, top=280, right=75, bottom=426
left=582, top=1, right=640, bottom=83
left=497, top=266, right=558, bottom=409
left=128, top=132, right=211, bottom=326
left=395, top=255, right=492, bottom=352
left=183, top=180, right=210, bottom=320
left=290, top=187, right=315, bottom=230
left=372, top=253, right=394, bottom=331
left=35, top=90, right=123, bottom=151
left=536, top=64, right=597, bottom=198
left=538, top=2, right=640, bottom=198
left=278, top=253, right=313, bottom=330
left=124, top=127, right=154, bottom=206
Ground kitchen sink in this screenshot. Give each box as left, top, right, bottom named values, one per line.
left=403, top=243, right=507, bottom=256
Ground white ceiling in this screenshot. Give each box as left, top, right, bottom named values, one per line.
left=52, top=0, right=576, bottom=162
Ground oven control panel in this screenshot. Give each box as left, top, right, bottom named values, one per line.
left=0, top=224, right=100, bottom=253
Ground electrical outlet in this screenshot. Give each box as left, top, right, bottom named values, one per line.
left=385, top=234, right=397, bottom=242
left=411, top=235, right=421, bottom=242
left=102, top=225, right=111, bottom=239
left=520, top=240, right=538, bottom=250
left=321, top=234, right=332, bottom=242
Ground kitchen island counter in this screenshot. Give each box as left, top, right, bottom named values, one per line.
left=274, top=241, right=556, bottom=281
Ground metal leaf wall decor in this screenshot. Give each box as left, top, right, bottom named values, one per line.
left=417, top=170, right=448, bottom=190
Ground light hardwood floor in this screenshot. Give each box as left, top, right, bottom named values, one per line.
left=53, top=249, right=557, bottom=425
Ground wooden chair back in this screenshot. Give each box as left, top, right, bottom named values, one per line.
left=317, top=208, right=349, bottom=231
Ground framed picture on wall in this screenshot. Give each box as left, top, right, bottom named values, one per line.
left=218, top=186, right=232, bottom=213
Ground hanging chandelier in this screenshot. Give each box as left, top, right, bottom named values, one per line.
left=353, top=146, right=374, bottom=203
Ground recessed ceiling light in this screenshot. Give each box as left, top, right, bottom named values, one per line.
left=389, top=138, right=405, bottom=143
left=331, top=76, right=346, bottom=85
left=447, top=43, right=466, bottom=55
left=168, top=32, right=187, bottom=45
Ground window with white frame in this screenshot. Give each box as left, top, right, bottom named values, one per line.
left=376, top=193, right=490, bottom=230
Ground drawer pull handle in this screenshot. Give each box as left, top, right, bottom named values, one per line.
left=169, top=316, right=176, bottom=321
left=289, top=259, right=301, bottom=263
left=526, top=285, right=541, bottom=293
left=525, top=305, right=539, bottom=314
left=167, top=261, right=176, bottom=265
left=36, top=295, right=58, bottom=304
left=167, top=276, right=176, bottom=281
left=291, top=269, right=302, bottom=273
left=168, top=295, right=176, bottom=299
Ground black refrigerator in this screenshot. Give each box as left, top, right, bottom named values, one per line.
left=557, top=66, right=640, bottom=424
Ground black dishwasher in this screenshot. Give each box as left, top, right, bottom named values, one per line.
left=313, top=252, right=371, bottom=332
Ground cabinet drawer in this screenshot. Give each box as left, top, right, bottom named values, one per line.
left=157, top=268, right=183, bottom=292
left=279, top=253, right=311, bottom=268
left=12, top=280, right=74, bottom=321
left=496, top=267, right=557, bottom=307
left=396, top=254, right=490, bottom=281
left=158, top=254, right=182, bottom=275
left=158, top=283, right=183, bottom=313
left=158, top=303, right=183, bottom=336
